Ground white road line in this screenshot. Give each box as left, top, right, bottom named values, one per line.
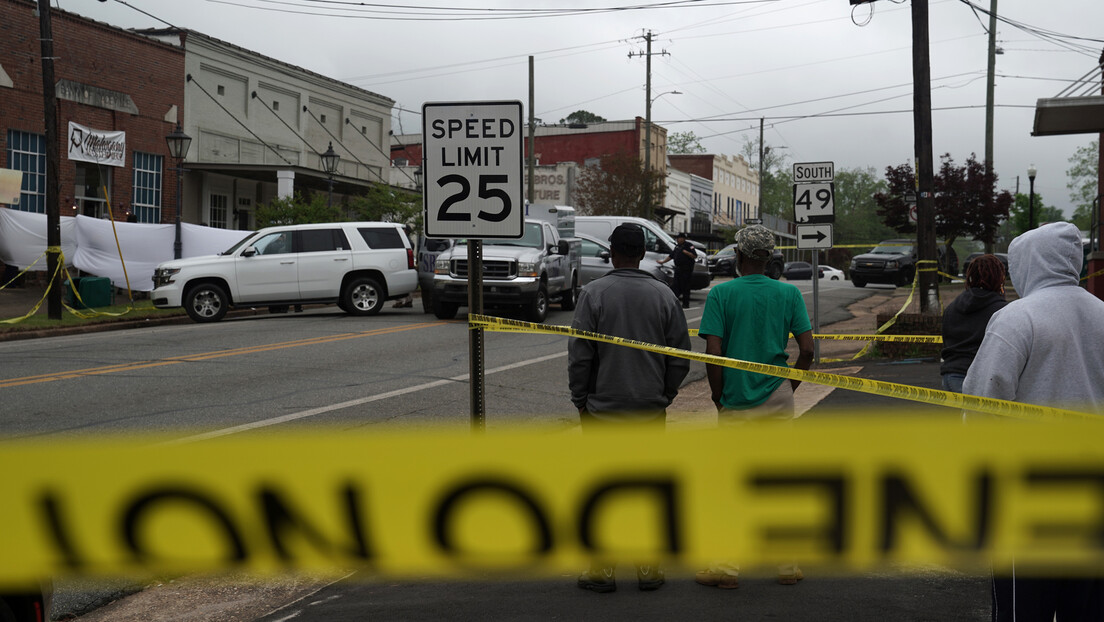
left=164, top=351, right=568, bottom=445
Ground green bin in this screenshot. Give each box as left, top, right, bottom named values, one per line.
left=66, top=277, right=114, bottom=309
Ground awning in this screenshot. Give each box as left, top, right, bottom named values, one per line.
left=1032, top=96, right=1104, bottom=136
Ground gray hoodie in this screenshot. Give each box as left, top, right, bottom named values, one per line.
left=963, top=222, right=1104, bottom=412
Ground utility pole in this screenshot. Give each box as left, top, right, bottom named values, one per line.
left=758, top=117, right=765, bottom=222
left=983, top=0, right=998, bottom=254
left=38, top=0, right=62, bottom=320
left=912, top=0, right=939, bottom=315
left=528, top=56, right=535, bottom=207
left=628, top=31, right=668, bottom=221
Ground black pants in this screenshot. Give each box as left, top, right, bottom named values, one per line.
left=672, top=269, right=692, bottom=307
left=992, top=575, right=1104, bottom=621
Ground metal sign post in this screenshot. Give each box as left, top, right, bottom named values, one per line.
left=422, top=101, right=524, bottom=433
left=469, top=240, right=485, bottom=432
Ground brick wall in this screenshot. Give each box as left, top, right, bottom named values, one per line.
left=0, top=0, right=184, bottom=222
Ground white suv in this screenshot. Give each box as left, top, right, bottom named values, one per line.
left=151, top=222, right=417, bottom=322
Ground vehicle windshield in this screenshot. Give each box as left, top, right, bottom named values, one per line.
left=221, top=232, right=256, bottom=255
left=457, top=223, right=544, bottom=248
left=870, top=244, right=912, bottom=255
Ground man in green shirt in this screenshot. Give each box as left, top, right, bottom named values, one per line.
left=695, top=224, right=815, bottom=589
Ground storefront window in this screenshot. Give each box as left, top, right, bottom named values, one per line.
left=5, top=130, right=45, bottom=213
left=132, top=151, right=163, bottom=223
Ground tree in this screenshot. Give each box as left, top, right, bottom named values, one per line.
left=348, top=183, right=421, bottom=234
left=1005, top=191, right=1066, bottom=238
left=668, top=131, right=706, bottom=154
left=255, top=191, right=343, bottom=228
left=832, top=167, right=895, bottom=244
left=1066, top=139, right=1099, bottom=231
left=874, top=153, right=1012, bottom=247
left=574, top=151, right=665, bottom=218
left=559, top=110, right=606, bottom=125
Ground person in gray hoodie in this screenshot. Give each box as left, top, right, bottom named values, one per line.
left=964, top=222, right=1104, bottom=621
left=940, top=254, right=1008, bottom=392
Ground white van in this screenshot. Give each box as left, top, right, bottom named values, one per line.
left=575, top=216, right=711, bottom=289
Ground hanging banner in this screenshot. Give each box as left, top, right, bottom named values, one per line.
left=67, top=122, right=125, bottom=167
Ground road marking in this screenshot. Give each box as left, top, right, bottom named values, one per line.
left=163, top=351, right=568, bottom=444
left=0, top=321, right=447, bottom=389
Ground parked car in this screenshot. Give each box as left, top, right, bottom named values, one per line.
left=849, top=239, right=958, bottom=288
left=960, top=252, right=1008, bottom=279
left=575, top=216, right=711, bottom=289
left=707, top=243, right=785, bottom=279
left=819, top=265, right=845, bottom=280
left=782, top=261, right=814, bottom=280
left=417, top=236, right=455, bottom=313
left=151, top=222, right=418, bottom=322
left=577, top=233, right=672, bottom=286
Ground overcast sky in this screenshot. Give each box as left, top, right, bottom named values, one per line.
left=64, top=0, right=1103, bottom=217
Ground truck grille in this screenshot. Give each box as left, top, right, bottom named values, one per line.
left=857, top=260, right=883, bottom=269
left=452, top=260, right=515, bottom=279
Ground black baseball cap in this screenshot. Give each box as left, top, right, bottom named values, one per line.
left=608, top=223, right=645, bottom=253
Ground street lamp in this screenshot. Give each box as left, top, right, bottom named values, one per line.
left=1027, top=163, right=1037, bottom=230
left=644, top=90, right=681, bottom=221
left=321, top=142, right=340, bottom=207
left=165, top=123, right=192, bottom=259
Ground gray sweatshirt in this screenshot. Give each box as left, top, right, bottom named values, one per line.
left=963, top=222, right=1104, bottom=412
left=568, top=268, right=691, bottom=420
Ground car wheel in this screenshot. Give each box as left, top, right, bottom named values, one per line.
left=526, top=284, right=549, bottom=323
left=343, top=276, right=385, bottom=316
left=831, top=275, right=840, bottom=280
left=184, top=282, right=229, bottom=322
left=433, top=299, right=459, bottom=320
left=852, top=278, right=866, bottom=288
left=896, top=269, right=913, bottom=287
left=560, top=274, right=579, bottom=311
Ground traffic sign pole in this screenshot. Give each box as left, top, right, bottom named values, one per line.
left=793, top=162, right=836, bottom=365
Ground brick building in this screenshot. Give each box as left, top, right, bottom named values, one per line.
left=1, top=0, right=185, bottom=223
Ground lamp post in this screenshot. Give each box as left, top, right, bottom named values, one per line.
left=1027, top=163, right=1037, bottom=230
left=644, top=89, right=681, bottom=221
left=321, top=142, right=340, bottom=208
left=165, top=124, right=192, bottom=260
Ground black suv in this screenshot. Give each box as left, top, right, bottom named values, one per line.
left=708, top=244, right=784, bottom=279
left=849, top=239, right=957, bottom=287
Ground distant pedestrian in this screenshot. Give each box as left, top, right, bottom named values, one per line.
left=939, top=254, right=1007, bottom=393
left=568, top=222, right=690, bottom=593
left=964, top=222, right=1104, bottom=621
left=694, top=224, right=814, bottom=590
left=393, top=225, right=415, bottom=308
left=658, top=232, right=697, bottom=308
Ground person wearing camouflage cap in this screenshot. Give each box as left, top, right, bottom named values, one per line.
left=694, top=224, right=814, bottom=590
left=733, top=224, right=776, bottom=263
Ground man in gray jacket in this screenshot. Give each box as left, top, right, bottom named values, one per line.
left=568, top=223, right=690, bottom=593
left=964, top=221, right=1104, bottom=620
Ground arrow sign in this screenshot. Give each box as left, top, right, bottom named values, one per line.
left=802, top=229, right=828, bottom=244
left=796, top=224, right=833, bottom=250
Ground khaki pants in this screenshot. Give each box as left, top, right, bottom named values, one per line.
left=712, top=381, right=798, bottom=577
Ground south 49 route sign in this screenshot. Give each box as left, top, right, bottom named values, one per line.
left=422, top=101, right=524, bottom=239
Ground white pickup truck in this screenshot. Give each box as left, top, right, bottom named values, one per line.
left=430, top=215, right=581, bottom=323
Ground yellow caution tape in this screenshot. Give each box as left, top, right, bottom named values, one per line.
left=685, top=329, right=942, bottom=343
left=469, top=314, right=1096, bottom=423
left=4, top=419, right=1104, bottom=587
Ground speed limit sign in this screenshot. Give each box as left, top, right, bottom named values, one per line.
left=422, top=101, right=524, bottom=239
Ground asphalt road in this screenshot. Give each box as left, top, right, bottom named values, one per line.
left=1, top=277, right=915, bottom=620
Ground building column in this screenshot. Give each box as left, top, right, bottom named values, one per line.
left=277, top=170, right=295, bottom=199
